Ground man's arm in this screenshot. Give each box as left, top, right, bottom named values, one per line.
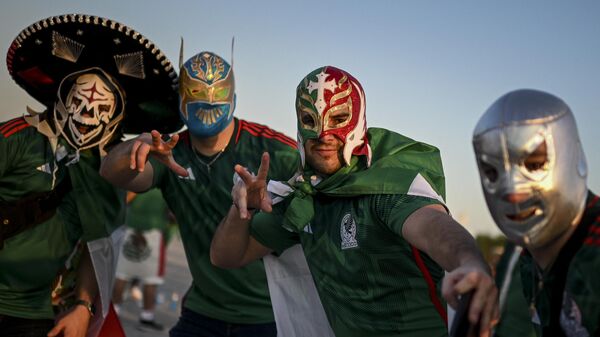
left=100, top=130, right=187, bottom=192
left=210, top=152, right=275, bottom=268
left=210, top=205, right=272, bottom=269
left=402, top=204, right=498, bottom=337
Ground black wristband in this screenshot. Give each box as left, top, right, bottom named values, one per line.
left=73, top=299, right=95, bottom=317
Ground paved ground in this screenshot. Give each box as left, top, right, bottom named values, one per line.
left=117, top=235, right=192, bottom=337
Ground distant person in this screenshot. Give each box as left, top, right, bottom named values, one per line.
left=473, top=89, right=600, bottom=336
left=113, top=189, right=174, bottom=331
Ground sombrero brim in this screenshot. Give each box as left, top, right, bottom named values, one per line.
left=7, top=14, right=182, bottom=134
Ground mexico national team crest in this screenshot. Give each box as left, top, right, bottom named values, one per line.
left=340, top=213, right=358, bottom=249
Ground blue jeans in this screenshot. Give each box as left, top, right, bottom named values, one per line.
left=170, top=307, right=277, bottom=337
left=0, top=314, right=55, bottom=337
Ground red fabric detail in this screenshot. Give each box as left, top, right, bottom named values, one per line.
left=239, top=120, right=297, bottom=148
left=97, top=303, right=126, bottom=337
left=16, top=67, right=54, bottom=88
left=235, top=119, right=243, bottom=144
left=0, top=117, right=26, bottom=134
left=587, top=196, right=600, bottom=209
left=178, top=130, right=190, bottom=146
left=589, top=225, right=600, bottom=235
left=158, top=233, right=167, bottom=277
left=3, top=123, right=30, bottom=138
left=411, top=245, right=448, bottom=326
left=584, top=237, right=600, bottom=247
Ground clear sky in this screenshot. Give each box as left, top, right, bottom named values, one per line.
left=1, top=1, right=599, bottom=235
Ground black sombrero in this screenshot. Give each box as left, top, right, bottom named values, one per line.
left=6, top=13, right=182, bottom=134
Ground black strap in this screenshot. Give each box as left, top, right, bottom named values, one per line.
left=0, top=176, right=71, bottom=249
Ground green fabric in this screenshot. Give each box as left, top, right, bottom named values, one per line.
left=0, top=117, right=125, bottom=319
left=0, top=123, right=77, bottom=319
left=251, top=194, right=447, bottom=337
left=494, top=242, right=536, bottom=337
left=281, top=128, right=445, bottom=232
left=65, top=143, right=126, bottom=242
left=126, top=188, right=169, bottom=232
left=150, top=118, right=299, bottom=324
left=521, top=191, right=600, bottom=336
left=250, top=129, right=448, bottom=336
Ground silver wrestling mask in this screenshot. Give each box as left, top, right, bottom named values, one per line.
left=472, top=89, right=587, bottom=248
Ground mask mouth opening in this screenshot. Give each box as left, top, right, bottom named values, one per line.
left=505, top=205, right=542, bottom=222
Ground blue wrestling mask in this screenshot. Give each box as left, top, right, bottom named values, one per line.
left=179, top=52, right=236, bottom=138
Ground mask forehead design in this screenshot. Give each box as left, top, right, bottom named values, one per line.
left=473, top=89, right=587, bottom=248
left=179, top=52, right=236, bottom=138
left=296, top=66, right=370, bottom=167
left=54, top=68, right=124, bottom=151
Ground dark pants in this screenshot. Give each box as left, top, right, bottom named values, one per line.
left=0, top=314, right=55, bottom=337
left=170, top=307, right=277, bottom=337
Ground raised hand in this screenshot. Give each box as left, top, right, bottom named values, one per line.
left=129, top=130, right=188, bottom=177
left=232, top=152, right=272, bottom=219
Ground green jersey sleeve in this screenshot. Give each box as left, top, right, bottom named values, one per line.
left=373, top=194, right=444, bottom=236
left=250, top=210, right=300, bottom=255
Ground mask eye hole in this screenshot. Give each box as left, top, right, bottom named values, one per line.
left=523, top=141, right=548, bottom=173
left=71, top=97, right=82, bottom=107
left=300, top=111, right=316, bottom=129
left=99, top=104, right=111, bottom=113
left=327, top=112, right=350, bottom=128
left=480, top=161, right=499, bottom=183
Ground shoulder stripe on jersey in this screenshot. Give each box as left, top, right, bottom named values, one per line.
left=587, top=195, right=599, bottom=209
left=584, top=237, right=600, bottom=247
left=178, top=130, right=190, bottom=146
left=411, top=246, right=448, bottom=326
left=0, top=117, right=26, bottom=134
left=238, top=120, right=297, bottom=148
left=3, top=123, right=30, bottom=138
left=241, top=120, right=295, bottom=143
left=1, top=118, right=30, bottom=138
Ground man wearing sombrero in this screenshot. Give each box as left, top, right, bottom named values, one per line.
left=0, top=14, right=180, bottom=337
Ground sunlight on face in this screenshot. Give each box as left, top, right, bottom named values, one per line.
left=304, top=135, right=344, bottom=176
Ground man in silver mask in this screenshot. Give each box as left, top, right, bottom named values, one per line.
left=473, top=89, right=600, bottom=336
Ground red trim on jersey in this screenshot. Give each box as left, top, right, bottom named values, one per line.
left=238, top=120, right=297, bottom=148
left=587, top=195, right=599, bottom=209
left=411, top=246, right=448, bottom=326
left=241, top=121, right=296, bottom=145
left=1, top=118, right=30, bottom=138
left=584, top=237, right=600, bottom=247
left=235, top=119, right=243, bottom=144
left=589, top=224, right=600, bottom=235
left=178, top=130, right=190, bottom=146
left=0, top=117, right=26, bottom=134
left=158, top=234, right=167, bottom=277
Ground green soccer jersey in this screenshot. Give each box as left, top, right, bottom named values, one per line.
left=150, top=118, right=299, bottom=324
left=494, top=242, right=536, bottom=337
left=0, top=118, right=78, bottom=319
left=126, top=188, right=169, bottom=232
left=0, top=116, right=126, bottom=319
left=251, top=193, right=448, bottom=337
left=521, top=191, right=600, bottom=337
